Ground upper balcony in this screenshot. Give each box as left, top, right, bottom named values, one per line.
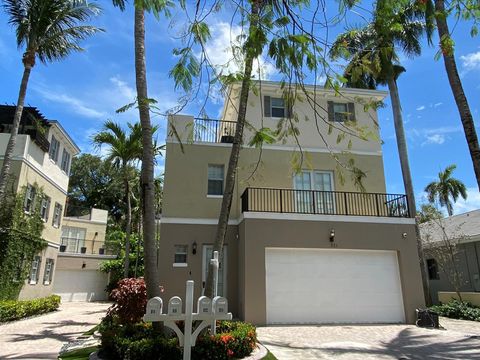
left=241, top=187, right=411, bottom=218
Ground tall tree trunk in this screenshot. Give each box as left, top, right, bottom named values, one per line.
left=124, top=175, right=132, bottom=278
left=387, top=77, right=431, bottom=305
left=204, top=1, right=260, bottom=298
left=134, top=8, right=160, bottom=301
left=0, top=64, right=32, bottom=199
left=435, top=0, right=480, bottom=191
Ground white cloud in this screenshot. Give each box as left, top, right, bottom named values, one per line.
left=416, top=105, right=425, bottom=111
left=109, top=76, right=136, bottom=101
left=460, top=51, right=480, bottom=73
left=433, top=102, right=443, bottom=108
left=452, top=187, right=480, bottom=214
left=203, top=22, right=275, bottom=80
left=33, top=86, right=107, bottom=119
left=422, top=134, right=445, bottom=146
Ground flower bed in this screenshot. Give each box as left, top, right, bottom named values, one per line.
left=0, top=295, right=61, bottom=323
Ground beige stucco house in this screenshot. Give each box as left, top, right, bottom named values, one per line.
left=0, top=105, right=112, bottom=301
left=159, top=82, right=425, bottom=325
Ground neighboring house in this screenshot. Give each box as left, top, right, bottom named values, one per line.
left=159, top=81, right=425, bottom=325
left=420, top=210, right=480, bottom=305
left=0, top=105, right=79, bottom=300
left=54, top=207, right=115, bottom=302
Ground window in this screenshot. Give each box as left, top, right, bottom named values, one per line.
left=29, top=256, right=41, bottom=284
left=24, top=184, right=36, bottom=213
left=61, top=226, right=86, bottom=253
left=427, top=258, right=440, bottom=280
left=208, top=165, right=224, bottom=196
left=328, top=101, right=355, bottom=122
left=264, top=96, right=291, bottom=118
left=40, top=196, right=51, bottom=222
left=43, top=258, right=54, bottom=285
left=49, top=136, right=60, bottom=162
left=52, top=202, right=63, bottom=228
left=174, top=245, right=188, bottom=265
left=60, top=149, right=71, bottom=174
left=294, top=170, right=335, bottom=214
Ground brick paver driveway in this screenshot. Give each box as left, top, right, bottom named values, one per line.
left=257, top=317, right=480, bottom=359
left=0, top=302, right=110, bottom=360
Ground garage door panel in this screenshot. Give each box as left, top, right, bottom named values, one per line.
left=265, top=248, right=405, bottom=324
left=53, top=270, right=108, bottom=302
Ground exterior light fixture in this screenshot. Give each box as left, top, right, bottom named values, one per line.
left=329, top=229, right=335, bottom=242
left=192, top=241, right=197, bottom=255
left=402, top=232, right=407, bottom=239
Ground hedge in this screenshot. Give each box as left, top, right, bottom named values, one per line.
left=430, top=299, right=480, bottom=322
left=0, top=294, right=61, bottom=322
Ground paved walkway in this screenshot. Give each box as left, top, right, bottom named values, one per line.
left=0, top=302, right=110, bottom=360
left=257, top=317, right=480, bottom=360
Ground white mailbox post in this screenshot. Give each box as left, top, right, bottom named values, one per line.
left=143, top=252, right=232, bottom=360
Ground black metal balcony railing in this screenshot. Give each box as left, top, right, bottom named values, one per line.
left=194, top=118, right=237, bottom=143
left=241, top=187, right=411, bottom=218
left=60, top=238, right=108, bottom=255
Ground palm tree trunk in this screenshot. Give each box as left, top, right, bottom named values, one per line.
left=435, top=0, right=480, bottom=191
left=124, top=176, right=132, bottom=278
left=204, top=1, right=260, bottom=299
left=0, top=64, right=32, bottom=200
left=387, top=77, right=431, bottom=305
left=134, top=8, right=161, bottom=301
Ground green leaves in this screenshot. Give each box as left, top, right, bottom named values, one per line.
left=248, top=128, right=276, bottom=148
left=170, top=47, right=200, bottom=92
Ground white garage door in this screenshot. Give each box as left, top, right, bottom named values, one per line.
left=265, top=248, right=405, bottom=324
left=53, top=270, right=108, bottom=302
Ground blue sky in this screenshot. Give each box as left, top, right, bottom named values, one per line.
left=0, top=1, right=479, bottom=214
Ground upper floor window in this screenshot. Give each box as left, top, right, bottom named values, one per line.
left=24, top=184, right=36, bottom=213
left=40, top=196, right=51, bottom=222
left=49, top=136, right=60, bottom=163
left=328, top=101, right=355, bottom=122
left=208, top=164, right=224, bottom=196
left=61, top=149, right=71, bottom=174
left=43, top=258, right=54, bottom=285
left=264, top=96, right=291, bottom=118
left=29, top=256, right=41, bottom=284
left=52, top=202, right=63, bottom=228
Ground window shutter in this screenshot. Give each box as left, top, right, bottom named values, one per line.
left=348, top=102, right=356, bottom=122
left=264, top=96, right=271, bottom=117
left=327, top=101, right=334, bottom=122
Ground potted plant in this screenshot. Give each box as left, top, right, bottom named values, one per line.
left=60, top=245, right=66, bottom=252
left=81, top=247, right=87, bottom=254
left=98, top=248, right=105, bottom=255
left=220, top=126, right=234, bottom=143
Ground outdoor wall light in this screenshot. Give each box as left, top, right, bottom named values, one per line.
left=402, top=232, right=407, bottom=239
left=192, top=241, right=197, bottom=255
left=329, top=229, right=335, bottom=242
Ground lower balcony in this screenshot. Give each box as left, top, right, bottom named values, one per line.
left=241, top=187, right=411, bottom=218
left=59, top=238, right=109, bottom=255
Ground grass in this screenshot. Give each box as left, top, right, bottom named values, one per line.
left=262, top=350, right=278, bottom=360
left=82, top=324, right=99, bottom=336
left=57, top=346, right=98, bottom=360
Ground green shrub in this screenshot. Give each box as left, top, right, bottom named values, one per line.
left=430, top=299, right=480, bottom=321
left=192, top=321, right=257, bottom=360
left=98, top=319, right=256, bottom=360
left=0, top=294, right=61, bottom=322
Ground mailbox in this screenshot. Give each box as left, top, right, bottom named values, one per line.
left=144, top=297, right=163, bottom=321
left=197, top=296, right=212, bottom=314
left=168, top=296, right=183, bottom=316
left=212, top=296, right=228, bottom=314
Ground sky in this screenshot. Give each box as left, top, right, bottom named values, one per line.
left=0, top=1, right=479, bottom=215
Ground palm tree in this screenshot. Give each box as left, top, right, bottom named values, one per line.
left=330, top=0, right=431, bottom=303
left=111, top=0, right=171, bottom=302
left=425, top=164, right=467, bottom=216
left=423, top=0, right=480, bottom=192
left=0, top=0, right=102, bottom=200
left=93, top=121, right=143, bottom=278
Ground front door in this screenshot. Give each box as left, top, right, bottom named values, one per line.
left=202, top=245, right=227, bottom=297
